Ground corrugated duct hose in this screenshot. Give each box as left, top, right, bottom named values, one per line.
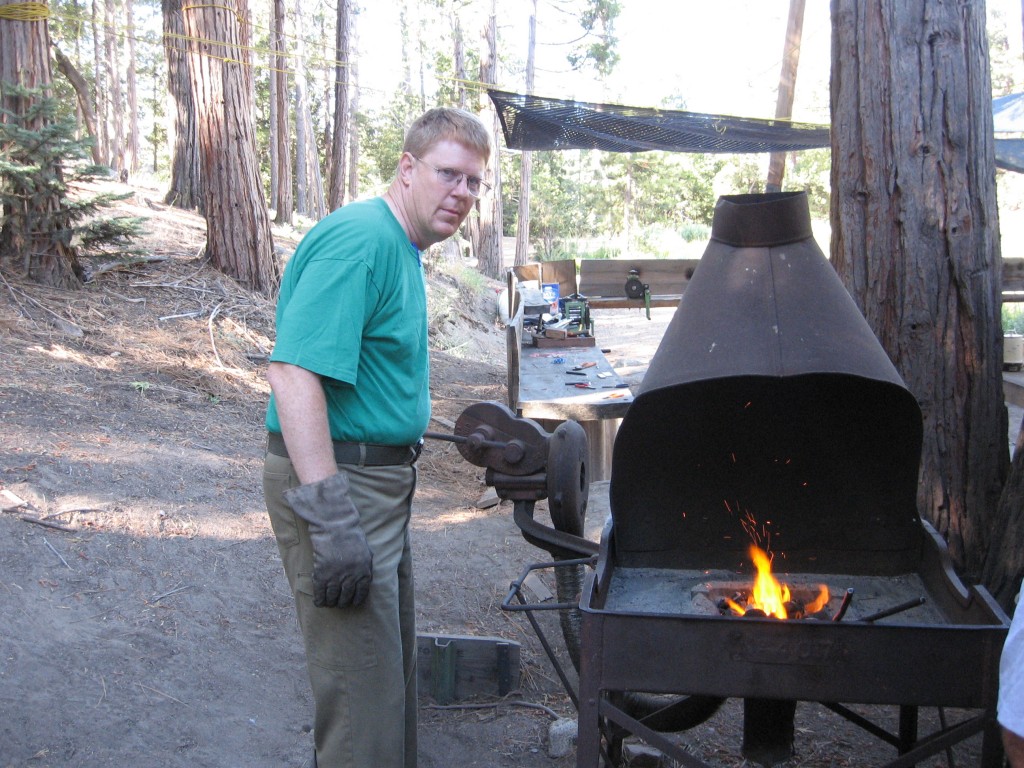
left=541, top=421, right=725, bottom=733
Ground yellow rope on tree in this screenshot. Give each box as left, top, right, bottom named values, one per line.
left=0, top=3, right=51, bottom=21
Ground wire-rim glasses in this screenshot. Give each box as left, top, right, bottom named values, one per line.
left=411, top=155, right=490, bottom=198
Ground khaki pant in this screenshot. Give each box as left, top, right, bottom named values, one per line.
left=263, top=451, right=418, bottom=768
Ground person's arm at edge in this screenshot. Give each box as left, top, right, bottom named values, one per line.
left=267, top=361, right=338, bottom=485
left=1006, top=727, right=1024, bottom=768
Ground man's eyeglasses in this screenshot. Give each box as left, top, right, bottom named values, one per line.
left=412, top=155, right=491, bottom=198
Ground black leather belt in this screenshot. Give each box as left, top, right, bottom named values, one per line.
left=267, top=431, right=420, bottom=466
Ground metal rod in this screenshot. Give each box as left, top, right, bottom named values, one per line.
left=422, top=430, right=507, bottom=450
left=831, top=588, right=854, bottom=622
left=861, top=596, right=926, bottom=623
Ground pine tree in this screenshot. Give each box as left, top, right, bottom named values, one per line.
left=0, top=82, right=144, bottom=285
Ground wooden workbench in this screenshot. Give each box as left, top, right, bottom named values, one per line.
left=503, top=271, right=638, bottom=480
left=513, top=341, right=633, bottom=481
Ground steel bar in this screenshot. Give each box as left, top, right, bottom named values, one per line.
left=862, top=597, right=927, bottom=623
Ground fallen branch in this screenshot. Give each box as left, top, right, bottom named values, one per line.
left=136, top=681, right=190, bottom=707
left=43, top=537, right=73, bottom=569
left=151, top=584, right=194, bottom=603
left=20, top=515, right=75, bottom=532
left=81, top=254, right=168, bottom=281
left=208, top=300, right=225, bottom=367
left=424, top=696, right=561, bottom=720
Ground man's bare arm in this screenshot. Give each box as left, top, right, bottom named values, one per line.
left=267, top=361, right=338, bottom=484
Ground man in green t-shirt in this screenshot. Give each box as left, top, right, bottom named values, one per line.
left=263, top=107, right=491, bottom=768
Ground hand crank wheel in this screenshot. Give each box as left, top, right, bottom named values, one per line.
left=546, top=420, right=589, bottom=537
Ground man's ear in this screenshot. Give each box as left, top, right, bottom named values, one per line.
left=396, top=152, right=416, bottom=186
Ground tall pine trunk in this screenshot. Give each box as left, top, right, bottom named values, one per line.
left=514, top=0, right=536, bottom=269
left=327, top=0, right=351, bottom=211
left=104, top=0, right=124, bottom=174
left=183, top=0, right=277, bottom=294
left=91, top=0, right=108, bottom=166
left=125, top=0, right=140, bottom=176
left=475, top=2, right=503, bottom=280
left=272, top=0, right=292, bottom=225
left=830, top=0, right=1007, bottom=579
left=162, top=0, right=203, bottom=211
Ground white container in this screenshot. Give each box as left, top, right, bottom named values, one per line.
left=1005, top=333, right=1024, bottom=371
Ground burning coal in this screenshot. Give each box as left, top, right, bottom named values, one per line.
left=719, top=545, right=829, bottom=619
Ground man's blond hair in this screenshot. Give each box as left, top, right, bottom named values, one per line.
left=402, top=107, right=491, bottom=165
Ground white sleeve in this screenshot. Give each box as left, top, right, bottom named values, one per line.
left=999, top=589, right=1024, bottom=737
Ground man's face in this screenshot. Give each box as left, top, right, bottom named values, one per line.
left=400, top=139, right=488, bottom=249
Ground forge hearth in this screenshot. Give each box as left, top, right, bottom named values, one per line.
left=571, top=192, right=1010, bottom=767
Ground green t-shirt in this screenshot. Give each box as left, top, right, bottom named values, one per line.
left=265, top=197, right=430, bottom=446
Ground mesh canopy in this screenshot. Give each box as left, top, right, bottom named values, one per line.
left=488, top=89, right=831, bottom=154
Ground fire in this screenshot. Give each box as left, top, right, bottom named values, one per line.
left=724, top=545, right=830, bottom=619
left=749, top=545, right=791, bottom=618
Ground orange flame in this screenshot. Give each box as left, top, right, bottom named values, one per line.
left=749, top=545, right=791, bottom=619
left=726, top=545, right=830, bottom=619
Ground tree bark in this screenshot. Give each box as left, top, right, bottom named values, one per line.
left=268, top=12, right=278, bottom=212
left=272, top=0, right=292, bottom=225
left=514, top=0, right=536, bottom=268
left=52, top=45, right=102, bottom=165
left=830, top=0, right=1007, bottom=579
left=183, top=0, right=278, bottom=295
left=0, top=0, right=82, bottom=288
left=104, top=0, right=124, bottom=175
left=292, top=0, right=325, bottom=221
left=91, top=0, right=108, bottom=166
left=766, top=0, right=805, bottom=192
left=162, top=0, right=203, bottom=211
left=125, top=0, right=140, bottom=176
left=327, top=0, right=351, bottom=211
left=984, top=417, right=1024, bottom=609
left=476, top=2, right=503, bottom=280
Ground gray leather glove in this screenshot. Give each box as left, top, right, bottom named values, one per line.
left=283, top=472, right=373, bottom=608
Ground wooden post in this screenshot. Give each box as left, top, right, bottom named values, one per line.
left=765, top=0, right=806, bottom=193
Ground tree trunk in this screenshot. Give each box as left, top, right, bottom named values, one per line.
left=514, top=0, right=536, bottom=268
left=104, top=0, right=124, bottom=175
left=830, top=0, right=1007, bottom=579
left=162, top=0, right=203, bottom=211
left=476, top=3, right=503, bottom=280
left=983, top=418, right=1024, bottom=610
left=272, top=0, right=292, bottom=225
left=452, top=7, right=466, bottom=108
left=183, top=0, right=278, bottom=295
left=292, top=0, right=325, bottom=221
left=52, top=46, right=103, bottom=165
left=327, top=0, right=351, bottom=211
left=765, top=0, right=805, bottom=192
left=0, top=0, right=82, bottom=288
left=125, top=0, right=140, bottom=176
left=91, top=0, right=108, bottom=166
left=268, top=14, right=278, bottom=212
left=346, top=29, right=358, bottom=207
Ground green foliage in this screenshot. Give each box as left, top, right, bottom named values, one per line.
left=783, top=148, right=831, bottom=218
left=679, top=222, right=710, bottom=243
left=359, top=92, right=422, bottom=191
left=0, top=82, right=145, bottom=267
left=567, top=0, right=622, bottom=77
left=1003, top=304, right=1024, bottom=334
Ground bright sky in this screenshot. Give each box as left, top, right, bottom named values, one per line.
left=357, top=0, right=1024, bottom=123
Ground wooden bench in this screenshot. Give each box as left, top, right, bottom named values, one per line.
left=1004, top=259, right=1024, bottom=301
left=578, top=258, right=700, bottom=309
left=511, top=257, right=700, bottom=310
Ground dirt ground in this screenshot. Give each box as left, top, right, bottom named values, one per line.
left=0, top=186, right=1002, bottom=767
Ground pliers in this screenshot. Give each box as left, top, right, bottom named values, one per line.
left=565, top=382, right=595, bottom=389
